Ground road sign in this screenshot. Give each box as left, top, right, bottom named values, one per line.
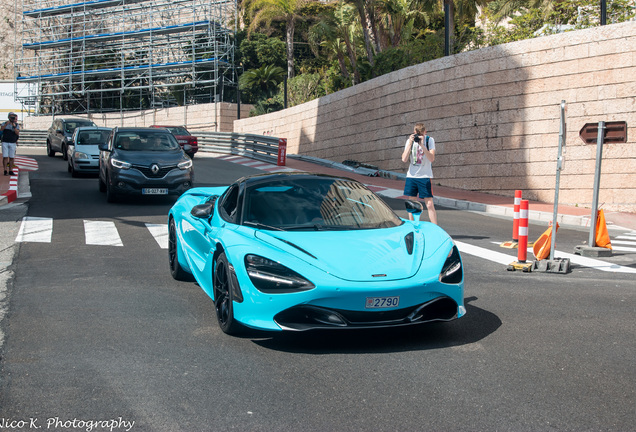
left=579, top=121, right=627, bottom=144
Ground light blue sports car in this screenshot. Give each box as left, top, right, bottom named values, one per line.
left=168, top=172, right=465, bottom=335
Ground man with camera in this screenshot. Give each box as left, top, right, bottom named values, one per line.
left=401, top=123, right=437, bottom=225
left=1, top=112, right=20, bottom=176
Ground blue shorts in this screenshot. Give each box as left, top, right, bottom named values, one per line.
left=404, top=177, right=433, bottom=199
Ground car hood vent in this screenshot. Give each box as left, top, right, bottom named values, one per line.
left=405, top=232, right=414, bottom=255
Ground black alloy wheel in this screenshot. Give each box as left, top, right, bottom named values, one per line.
left=214, top=253, right=241, bottom=335
left=168, top=218, right=190, bottom=281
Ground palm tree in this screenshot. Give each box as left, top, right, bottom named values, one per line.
left=239, top=64, right=286, bottom=99
left=309, top=2, right=362, bottom=84
left=376, top=0, right=429, bottom=48
left=247, top=0, right=308, bottom=79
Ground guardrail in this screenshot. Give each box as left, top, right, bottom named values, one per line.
left=196, top=132, right=280, bottom=164
left=16, top=130, right=282, bottom=164
left=15, top=130, right=48, bottom=147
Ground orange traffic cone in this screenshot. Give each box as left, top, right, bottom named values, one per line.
left=595, top=209, right=612, bottom=249
left=533, top=222, right=559, bottom=260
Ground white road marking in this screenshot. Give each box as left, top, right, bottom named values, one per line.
left=15, top=217, right=53, bottom=243
left=84, top=220, right=123, bottom=247
left=482, top=241, right=636, bottom=273
left=455, top=241, right=517, bottom=266
left=146, top=223, right=168, bottom=249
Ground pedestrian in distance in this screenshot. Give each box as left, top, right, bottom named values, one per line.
left=401, top=123, right=438, bottom=225
left=1, top=112, right=20, bottom=176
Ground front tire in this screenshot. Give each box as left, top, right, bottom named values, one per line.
left=46, top=141, right=55, bottom=157
left=106, top=178, right=118, bottom=203
left=62, top=144, right=68, bottom=160
left=168, top=218, right=191, bottom=281
left=214, top=253, right=242, bottom=335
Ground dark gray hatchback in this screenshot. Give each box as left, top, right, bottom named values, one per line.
left=98, top=127, right=194, bottom=202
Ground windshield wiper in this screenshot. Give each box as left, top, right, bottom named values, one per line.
left=243, top=221, right=284, bottom=231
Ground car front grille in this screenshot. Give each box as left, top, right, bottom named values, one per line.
left=274, top=297, right=459, bottom=331
left=131, top=164, right=177, bottom=178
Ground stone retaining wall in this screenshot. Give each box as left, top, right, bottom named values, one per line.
left=21, top=102, right=252, bottom=133
left=234, top=22, right=636, bottom=213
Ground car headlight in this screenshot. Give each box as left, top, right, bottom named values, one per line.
left=74, top=151, right=90, bottom=160
left=245, top=254, right=315, bottom=293
left=111, top=158, right=131, bottom=169
left=178, top=159, right=193, bottom=170
left=439, top=245, right=463, bottom=284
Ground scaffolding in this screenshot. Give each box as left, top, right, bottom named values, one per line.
left=14, top=0, right=237, bottom=115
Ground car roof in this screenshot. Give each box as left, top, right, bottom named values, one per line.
left=75, top=126, right=111, bottom=131
left=115, top=127, right=172, bottom=134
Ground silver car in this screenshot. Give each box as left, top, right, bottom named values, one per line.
left=67, top=127, right=111, bottom=177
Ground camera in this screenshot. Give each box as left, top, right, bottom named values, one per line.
left=413, top=134, right=420, bottom=143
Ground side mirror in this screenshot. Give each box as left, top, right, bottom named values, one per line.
left=183, top=144, right=192, bottom=153
left=191, top=202, right=215, bottom=219
left=98, top=143, right=110, bottom=152
left=405, top=200, right=424, bottom=222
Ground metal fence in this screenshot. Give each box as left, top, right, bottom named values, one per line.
left=17, top=130, right=282, bottom=164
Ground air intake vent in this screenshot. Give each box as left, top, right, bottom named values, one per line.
left=405, top=232, right=414, bottom=255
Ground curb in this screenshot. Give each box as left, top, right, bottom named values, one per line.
left=0, top=169, right=20, bottom=205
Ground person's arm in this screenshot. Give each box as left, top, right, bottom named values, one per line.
left=14, top=124, right=20, bottom=135
left=0, top=122, right=7, bottom=131
left=401, top=135, right=416, bottom=163
left=421, top=144, right=435, bottom=163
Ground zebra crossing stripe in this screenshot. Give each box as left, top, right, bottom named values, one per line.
left=84, top=220, right=123, bottom=247
left=146, top=223, right=168, bottom=249
left=15, top=217, right=53, bottom=243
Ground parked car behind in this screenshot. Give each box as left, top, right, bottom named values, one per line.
left=150, top=125, right=198, bottom=158
left=67, top=127, right=111, bottom=177
left=47, top=117, right=97, bottom=160
left=98, top=127, right=194, bottom=203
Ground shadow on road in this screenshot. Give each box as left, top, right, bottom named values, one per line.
left=250, top=296, right=500, bottom=354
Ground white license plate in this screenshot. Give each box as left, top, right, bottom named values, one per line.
left=142, top=188, right=168, bottom=195
left=365, top=296, right=400, bottom=309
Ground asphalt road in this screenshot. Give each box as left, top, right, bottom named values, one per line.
left=0, top=149, right=634, bottom=432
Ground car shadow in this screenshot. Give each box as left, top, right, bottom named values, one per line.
left=249, top=296, right=501, bottom=354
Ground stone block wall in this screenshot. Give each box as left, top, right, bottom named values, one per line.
left=234, top=22, right=636, bottom=213
left=21, top=102, right=252, bottom=132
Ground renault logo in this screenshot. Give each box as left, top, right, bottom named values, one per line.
left=151, top=164, right=160, bottom=174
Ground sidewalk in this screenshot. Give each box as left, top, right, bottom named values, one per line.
left=2, top=151, right=635, bottom=231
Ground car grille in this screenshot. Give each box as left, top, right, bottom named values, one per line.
left=132, top=164, right=177, bottom=178
left=274, top=297, right=459, bottom=331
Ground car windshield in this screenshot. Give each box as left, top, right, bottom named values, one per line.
left=114, top=132, right=180, bottom=151
left=242, top=177, right=402, bottom=230
left=65, top=121, right=95, bottom=133
left=165, top=127, right=189, bottom=135
left=76, top=130, right=109, bottom=145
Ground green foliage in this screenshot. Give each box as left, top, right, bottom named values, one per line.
left=368, top=32, right=444, bottom=77
left=238, top=32, right=286, bottom=71
left=239, top=64, right=286, bottom=103
left=282, top=73, right=327, bottom=107
left=250, top=97, right=284, bottom=116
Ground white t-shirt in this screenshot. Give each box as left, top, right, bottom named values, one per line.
left=405, top=135, right=435, bottom=178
